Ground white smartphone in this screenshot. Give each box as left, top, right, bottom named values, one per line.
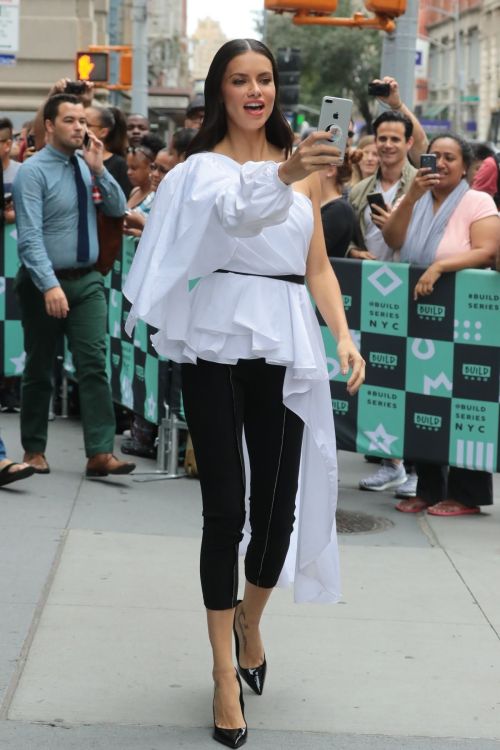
left=317, top=96, right=353, bottom=163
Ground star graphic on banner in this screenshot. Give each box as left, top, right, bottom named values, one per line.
left=364, top=423, right=398, bottom=455
left=10, top=351, right=26, bottom=375
left=120, top=375, right=134, bottom=408
left=146, top=392, right=156, bottom=420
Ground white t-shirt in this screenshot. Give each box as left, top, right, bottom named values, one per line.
left=2, top=159, right=21, bottom=192
left=363, top=179, right=400, bottom=260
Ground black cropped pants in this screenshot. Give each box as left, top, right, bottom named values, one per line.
left=181, top=358, right=304, bottom=610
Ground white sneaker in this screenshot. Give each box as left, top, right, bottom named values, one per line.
left=359, top=460, right=407, bottom=491
left=394, top=472, right=418, bottom=498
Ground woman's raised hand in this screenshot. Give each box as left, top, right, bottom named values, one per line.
left=278, top=131, right=342, bottom=185
left=407, top=167, right=441, bottom=203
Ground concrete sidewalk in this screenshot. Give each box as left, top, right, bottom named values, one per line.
left=0, top=413, right=499, bottom=749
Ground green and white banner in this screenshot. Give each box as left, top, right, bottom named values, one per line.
left=323, top=259, right=500, bottom=472
left=2, top=228, right=499, bottom=464
left=2, top=227, right=168, bottom=424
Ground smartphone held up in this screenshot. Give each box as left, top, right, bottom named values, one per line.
left=366, top=192, right=387, bottom=213
left=367, top=82, right=391, bottom=97
left=420, top=153, right=438, bottom=173
left=317, top=96, right=353, bottom=163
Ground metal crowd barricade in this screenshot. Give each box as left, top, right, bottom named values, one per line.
left=133, top=403, right=188, bottom=482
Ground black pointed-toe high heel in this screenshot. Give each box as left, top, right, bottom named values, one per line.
left=233, top=600, right=267, bottom=696
left=213, top=670, right=248, bottom=748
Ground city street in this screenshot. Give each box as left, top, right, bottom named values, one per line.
left=0, top=412, right=499, bottom=750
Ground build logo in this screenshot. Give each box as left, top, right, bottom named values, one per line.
left=369, top=352, right=398, bottom=370
left=461, top=363, right=491, bottom=382
left=413, top=412, right=442, bottom=431
left=332, top=398, right=349, bottom=416
left=416, top=303, right=446, bottom=322
left=404, top=393, right=451, bottom=464
left=453, top=345, right=498, bottom=402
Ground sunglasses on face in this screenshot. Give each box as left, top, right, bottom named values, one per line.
left=348, top=130, right=355, bottom=138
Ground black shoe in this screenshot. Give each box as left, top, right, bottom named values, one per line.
left=233, top=600, right=267, bottom=696
left=213, top=671, right=247, bottom=748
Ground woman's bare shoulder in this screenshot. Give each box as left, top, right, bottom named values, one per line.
left=293, top=172, right=320, bottom=202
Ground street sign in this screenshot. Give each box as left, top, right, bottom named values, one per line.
left=0, top=0, right=20, bottom=54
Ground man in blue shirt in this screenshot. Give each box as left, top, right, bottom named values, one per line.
left=13, top=93, right=135, bottom=477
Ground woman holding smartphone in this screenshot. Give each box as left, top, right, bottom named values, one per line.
left=383, top=133, right=499, bottom=517
left=124, top=39, right=364, bottom=747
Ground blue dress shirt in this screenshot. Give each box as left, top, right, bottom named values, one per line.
left=13, top=144, right=126, bottom=292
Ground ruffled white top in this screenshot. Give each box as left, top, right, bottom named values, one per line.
left=124, top=152, right=340, bottom=603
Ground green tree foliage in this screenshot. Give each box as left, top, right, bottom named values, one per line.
left=259, top=1, right=382, bottom=131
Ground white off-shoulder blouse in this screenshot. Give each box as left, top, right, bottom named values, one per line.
left=124, top=152, right=340, bottom=604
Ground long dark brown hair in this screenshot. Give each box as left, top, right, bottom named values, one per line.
left=186, top=39, right=293, bottom=159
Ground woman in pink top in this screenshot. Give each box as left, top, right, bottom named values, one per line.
left=382, top=133, right=500, bottom=517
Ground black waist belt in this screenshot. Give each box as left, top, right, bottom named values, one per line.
left=215, top=269, right=305, bottom=285
left=54, top=266, right=95, bottom=281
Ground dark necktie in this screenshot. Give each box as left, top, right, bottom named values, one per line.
left=70, top=155, right=90, bottom=263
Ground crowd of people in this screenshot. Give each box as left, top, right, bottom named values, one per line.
left=0, top=36, right=499, bottom=747
left=0, top=55, right=497, bottom=502
left=0, top=84, right=204, bottom=479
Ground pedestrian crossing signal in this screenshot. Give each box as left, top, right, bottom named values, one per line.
left=76, top=51, right=109, bottom=83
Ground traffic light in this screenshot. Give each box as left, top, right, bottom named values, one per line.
left=277, top=48, right=301, bottom=108
left=265, top=0, right=337, bottom=11
left=364, top=0, right=406, bottom=17
left=76, top=51, right=109, bottom=83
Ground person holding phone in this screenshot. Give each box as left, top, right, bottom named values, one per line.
left=382, top=133, right=499, bottom=517
left=347, top=110, right=417, bottom=261
left=368, top=76, right=428, bottom=167
left=124, top=38, right=364, bottom=747
left=13, top=93, right=133, bottom=478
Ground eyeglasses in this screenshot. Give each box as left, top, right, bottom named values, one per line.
left=348, top=130, right=355, bottom=138
left=151, top=163, right=168, bottom=175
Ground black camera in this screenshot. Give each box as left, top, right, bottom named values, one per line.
left=65, top=81, right=86, bottom=95
left=368, top=82, right=391, bottom=97
left=26, top=134, right=35, bottom=149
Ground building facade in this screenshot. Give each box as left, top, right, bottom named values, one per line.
left=0, top=0, right=108, bottom=122
left=417, top=0, right=500, bottom=141
left=0, top=0, right=190, bottom=127
left=120, top=0, right=189, bottom=89
left=189, top=18, right=227, bottom=85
